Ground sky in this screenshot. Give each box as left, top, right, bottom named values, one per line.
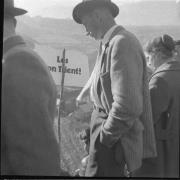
left=15, top=0, right=177, bottom=17
left=15, top=0, right=179, bottom=25
left=15, top=0, right=157, bottom=8
left=15, top=0, right=177, bottom=7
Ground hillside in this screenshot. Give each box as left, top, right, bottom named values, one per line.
left=16, top=15, right=180, bottom=73
left=18, top=0, right=180, bottom=26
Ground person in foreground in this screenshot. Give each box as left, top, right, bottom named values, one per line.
left=134, top=34, right=180, bottom=178
left=73, top=0, right=157, bottom=177
left=1, top=0, right=63, bottom=176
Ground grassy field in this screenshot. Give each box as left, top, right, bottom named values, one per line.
left=54, top=113, right=90, bottom=175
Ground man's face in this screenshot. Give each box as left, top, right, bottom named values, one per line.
left=81, top=11, right=102, bottom=40
left=3, top=16, right=11, bottom=39
left=3, top=15, right=16, bottom=40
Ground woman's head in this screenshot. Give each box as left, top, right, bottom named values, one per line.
left=145, top=34, right=175, bottom=71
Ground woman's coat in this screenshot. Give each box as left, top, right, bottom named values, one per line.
left=149, top=60, right=180, bottom=178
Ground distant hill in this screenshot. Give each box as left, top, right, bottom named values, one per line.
left=16, top=15, right=180, bottom=73
left=26, top=0, right=180, bottom=26
left=16, top=15, right=98, bottom=52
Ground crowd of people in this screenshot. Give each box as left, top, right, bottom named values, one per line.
left=1, top=0, right=180, bottom=178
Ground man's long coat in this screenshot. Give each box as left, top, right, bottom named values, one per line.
left=1, top=35, right=60, bottom=175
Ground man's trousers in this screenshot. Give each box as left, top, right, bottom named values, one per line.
left=85, top=108, right=125, bottom=177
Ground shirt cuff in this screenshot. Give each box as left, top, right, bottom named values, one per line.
left=100, top=120, right=119, bottom=148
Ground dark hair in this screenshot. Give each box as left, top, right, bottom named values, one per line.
left=145, top=34, right=175, bottom=58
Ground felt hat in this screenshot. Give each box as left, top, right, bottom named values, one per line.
left=73, top=0, right=119, bottom=24
left=4, top=0, right=27, bottom=17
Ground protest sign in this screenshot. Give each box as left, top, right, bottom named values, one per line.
left=35, top=44, right=90, bottom=87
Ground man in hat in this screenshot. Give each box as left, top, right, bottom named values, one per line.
left=73, top=0, right=157, bottom=177
left=1, top=0, right=62, bottom=175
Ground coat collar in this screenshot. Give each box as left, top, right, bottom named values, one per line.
left=102, top=24, right=119, bottom=46
left=151, top=60, right=180, bottom=79
left=103, top=25, right=125, bottom=46
left=3, top=35, right=26, bottom=55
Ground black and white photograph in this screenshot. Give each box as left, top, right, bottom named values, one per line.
left=1, top=0, right=180, bottom=178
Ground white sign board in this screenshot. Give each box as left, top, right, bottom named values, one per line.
left=35, top=44, right=90, bottom=87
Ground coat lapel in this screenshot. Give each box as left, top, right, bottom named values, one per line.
left=96, top=26, right=125, bottom=112
left=99, top=26, right=125, bottom=74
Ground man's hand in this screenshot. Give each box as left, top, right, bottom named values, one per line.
left=76, top=95, right=87, bottom=108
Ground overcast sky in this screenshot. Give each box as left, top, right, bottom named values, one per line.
left=15, top=0, right=177, bottom=8
left=15, top=0, right=177, bottom=17
left=15, top=0, right=177, bottom=6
